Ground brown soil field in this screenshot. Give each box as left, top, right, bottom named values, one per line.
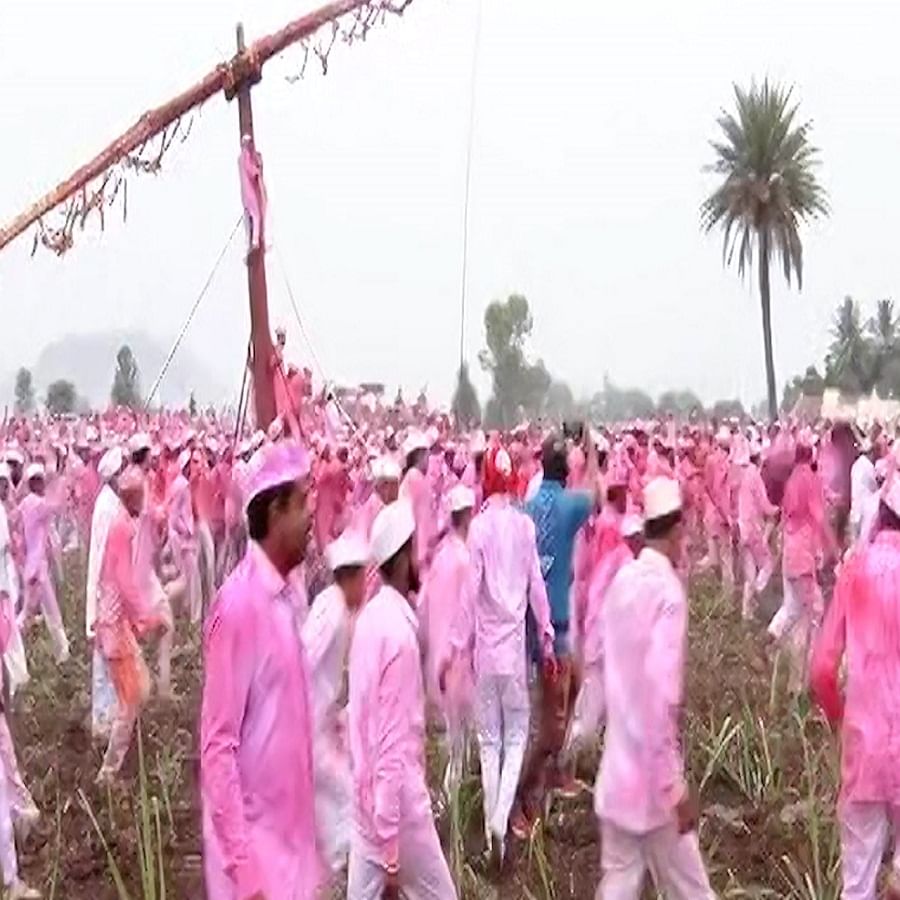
left=12, top=560, right=842, bottom=899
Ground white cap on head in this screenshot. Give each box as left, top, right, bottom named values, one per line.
left=98, top=447, right=124, bottom=482
left=884, top=478, right=900, bottom=518
left=128, top=433, right=151, bottom=454
left=448, top=484, right=475, bottom=513
left=402, top=431, right=429, bottom=458
left=326, top=533, right=369, bottom=572
left=643, top=476, right=682, bottom=521
left=25, top=463, right=45, bottom=482
left=371, top=456, right=401, bottom=482
left=4, top=449, right=24, bottom=466
left=369, top=501, right=415, bottom=568
left=621, top=513, right=644, bottom=538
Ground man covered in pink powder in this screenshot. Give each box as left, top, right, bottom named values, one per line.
left=201, top=441, right=323, bottom=900
left=811, top=478, right=900, bottom=900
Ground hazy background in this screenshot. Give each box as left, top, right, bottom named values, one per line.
left=1, top=0, right=898, bottom=409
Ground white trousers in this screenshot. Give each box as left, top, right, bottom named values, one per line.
left=20, top=572, right=69, bottom=662
left=474, top=672, right=530, bottom=845
left=598, top=820, right=716, bottom=900
left=347, top=817, right=457, bottom=900
left=840, top=801, right=900, bottom=900
left=313, top=733, right=352, bottom=874
left=0, top=752, right=18, bottom=888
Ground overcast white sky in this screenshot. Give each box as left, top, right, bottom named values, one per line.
left=2, top=0, right=898, bottom=409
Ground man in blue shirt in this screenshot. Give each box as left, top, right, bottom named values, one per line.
left=512, top=429, right=599, bottom=837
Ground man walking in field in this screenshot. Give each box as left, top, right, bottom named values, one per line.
left=811, top=479, right=900, bottom=900
left=595, top=477, right=715, bottom=899
left=201, top=442, right=323, bottom=900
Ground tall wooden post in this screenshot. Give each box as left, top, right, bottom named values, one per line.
left=234, top=22, right=276, bottom=429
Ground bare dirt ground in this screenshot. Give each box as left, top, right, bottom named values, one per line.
left=12, top=559, right=839, bottom=899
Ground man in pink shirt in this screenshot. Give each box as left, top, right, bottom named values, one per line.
left=303, top=533, right=368, bottom=878
left=201, top=441, right=323, bottom=900
left=168, top=450, right=200, bottom=624
left=95, top=467, right=169, bottom=783
left=698, top=429, right=734, bottom=590
left=347, top=501, right=456, bottom=900
left=18, top=464, right=69, bottom=663
left=736, top=442, right=779, bottom=621
left=400, top=432, right=436, bottom=573
left=463, top=448, right=555, bottom=866
left=811, top=481, right=900, bottom=900
left=769, top=441, right=836, bottom=694
left=596, top=477, right=714, bottom=899
left=418, top=485, right=475, bottom=799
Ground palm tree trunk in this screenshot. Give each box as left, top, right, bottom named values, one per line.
left=758, top=228, right=778, bottom=420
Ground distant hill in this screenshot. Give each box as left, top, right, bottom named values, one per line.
left=3, top=330, right=226, bottom=411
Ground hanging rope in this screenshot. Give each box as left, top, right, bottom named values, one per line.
left=144, top=215, right=243, bottom=409
left=458, top=0, right=483, bottom=371
left=272, top=242, right=359, bottom=435
left=232, top=339, right=252, bottom=446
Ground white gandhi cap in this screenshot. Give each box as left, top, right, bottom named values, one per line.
left=369, top=501, right=415, bottom=568
left=643, top=476, right=682, bottom=522
left=326, top=533, right=369, bottom=571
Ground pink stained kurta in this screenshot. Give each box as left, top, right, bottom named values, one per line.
left=401, top=467, right=435, bottom=572
left=811, top=530, right=900, bottom=805
left=597, top=548, right=688, bottom=832
left=95, top=508, right=157, bottom=660
left=465, top=494, right=554, bottom=678
left=201, top=543, right=322, bottom=900
left=315, top=460, right=349, bottom=553
left=167, top=473, right=196, bottom=548
left=348, top=584, right=434, bottom=869
left=737, top=463, right=777, bottom=544
left=18, top=493, right=57, bottom=583
left=582, top=542, right=633, bottom=672
left=782, top=462, right=833, bottom=578
left=703, top=449, right=732, bottom=536
left=418, top=531, right=473, bottom=721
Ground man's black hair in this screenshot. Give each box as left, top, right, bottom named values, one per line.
left=404, top=448, right=426, bottom=475
left=246, top=481, right=295, bottom=542
left=379, top=537, right=413, bottom=580
left=644, top=509, right=682, bottom=541
left=542, top=435, right=568, bottom=484
left=451, top=508, right=470, bottom=529
left=878, top=500, right=900, bottom=533
left=131, top=447, right=150, bottom=467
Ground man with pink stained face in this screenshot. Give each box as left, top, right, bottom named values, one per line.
left=736, top=441, right=779, bottom=621
left=698, top=428, right=735, bottom=590
left=302, top=533, right=368, bottom=878
left=167, top=449, right=201, bottom=624
left=202, top=442, right=323, bottom=900
left=18, top=463, right=69, bottom=663
left=463, top=446, right=555, bottom=867
left=347, top=501, right=456, bottom=900
left=399, top=431, right=435, bottom=573
left=596, top=477, right=714, bottom=899
left=769, top=439, right=836, bottom=694
left=811, top=481, right=900, bottom=900
left=418, top=485, right=476, bottom=800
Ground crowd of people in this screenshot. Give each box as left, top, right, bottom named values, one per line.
left=0, top=368, right=896, bottom=899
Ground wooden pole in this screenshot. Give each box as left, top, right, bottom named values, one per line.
left=235, top=23, right=276, bottom=430
left=0, top=0, right=382, bottom=252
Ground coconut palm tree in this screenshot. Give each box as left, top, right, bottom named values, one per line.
left=826, top=296, right=871, bottom=393
left=701, top=80, right=829, bottom=420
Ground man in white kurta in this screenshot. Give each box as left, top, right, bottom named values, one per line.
left=302, top=534, right=367, bottom=876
